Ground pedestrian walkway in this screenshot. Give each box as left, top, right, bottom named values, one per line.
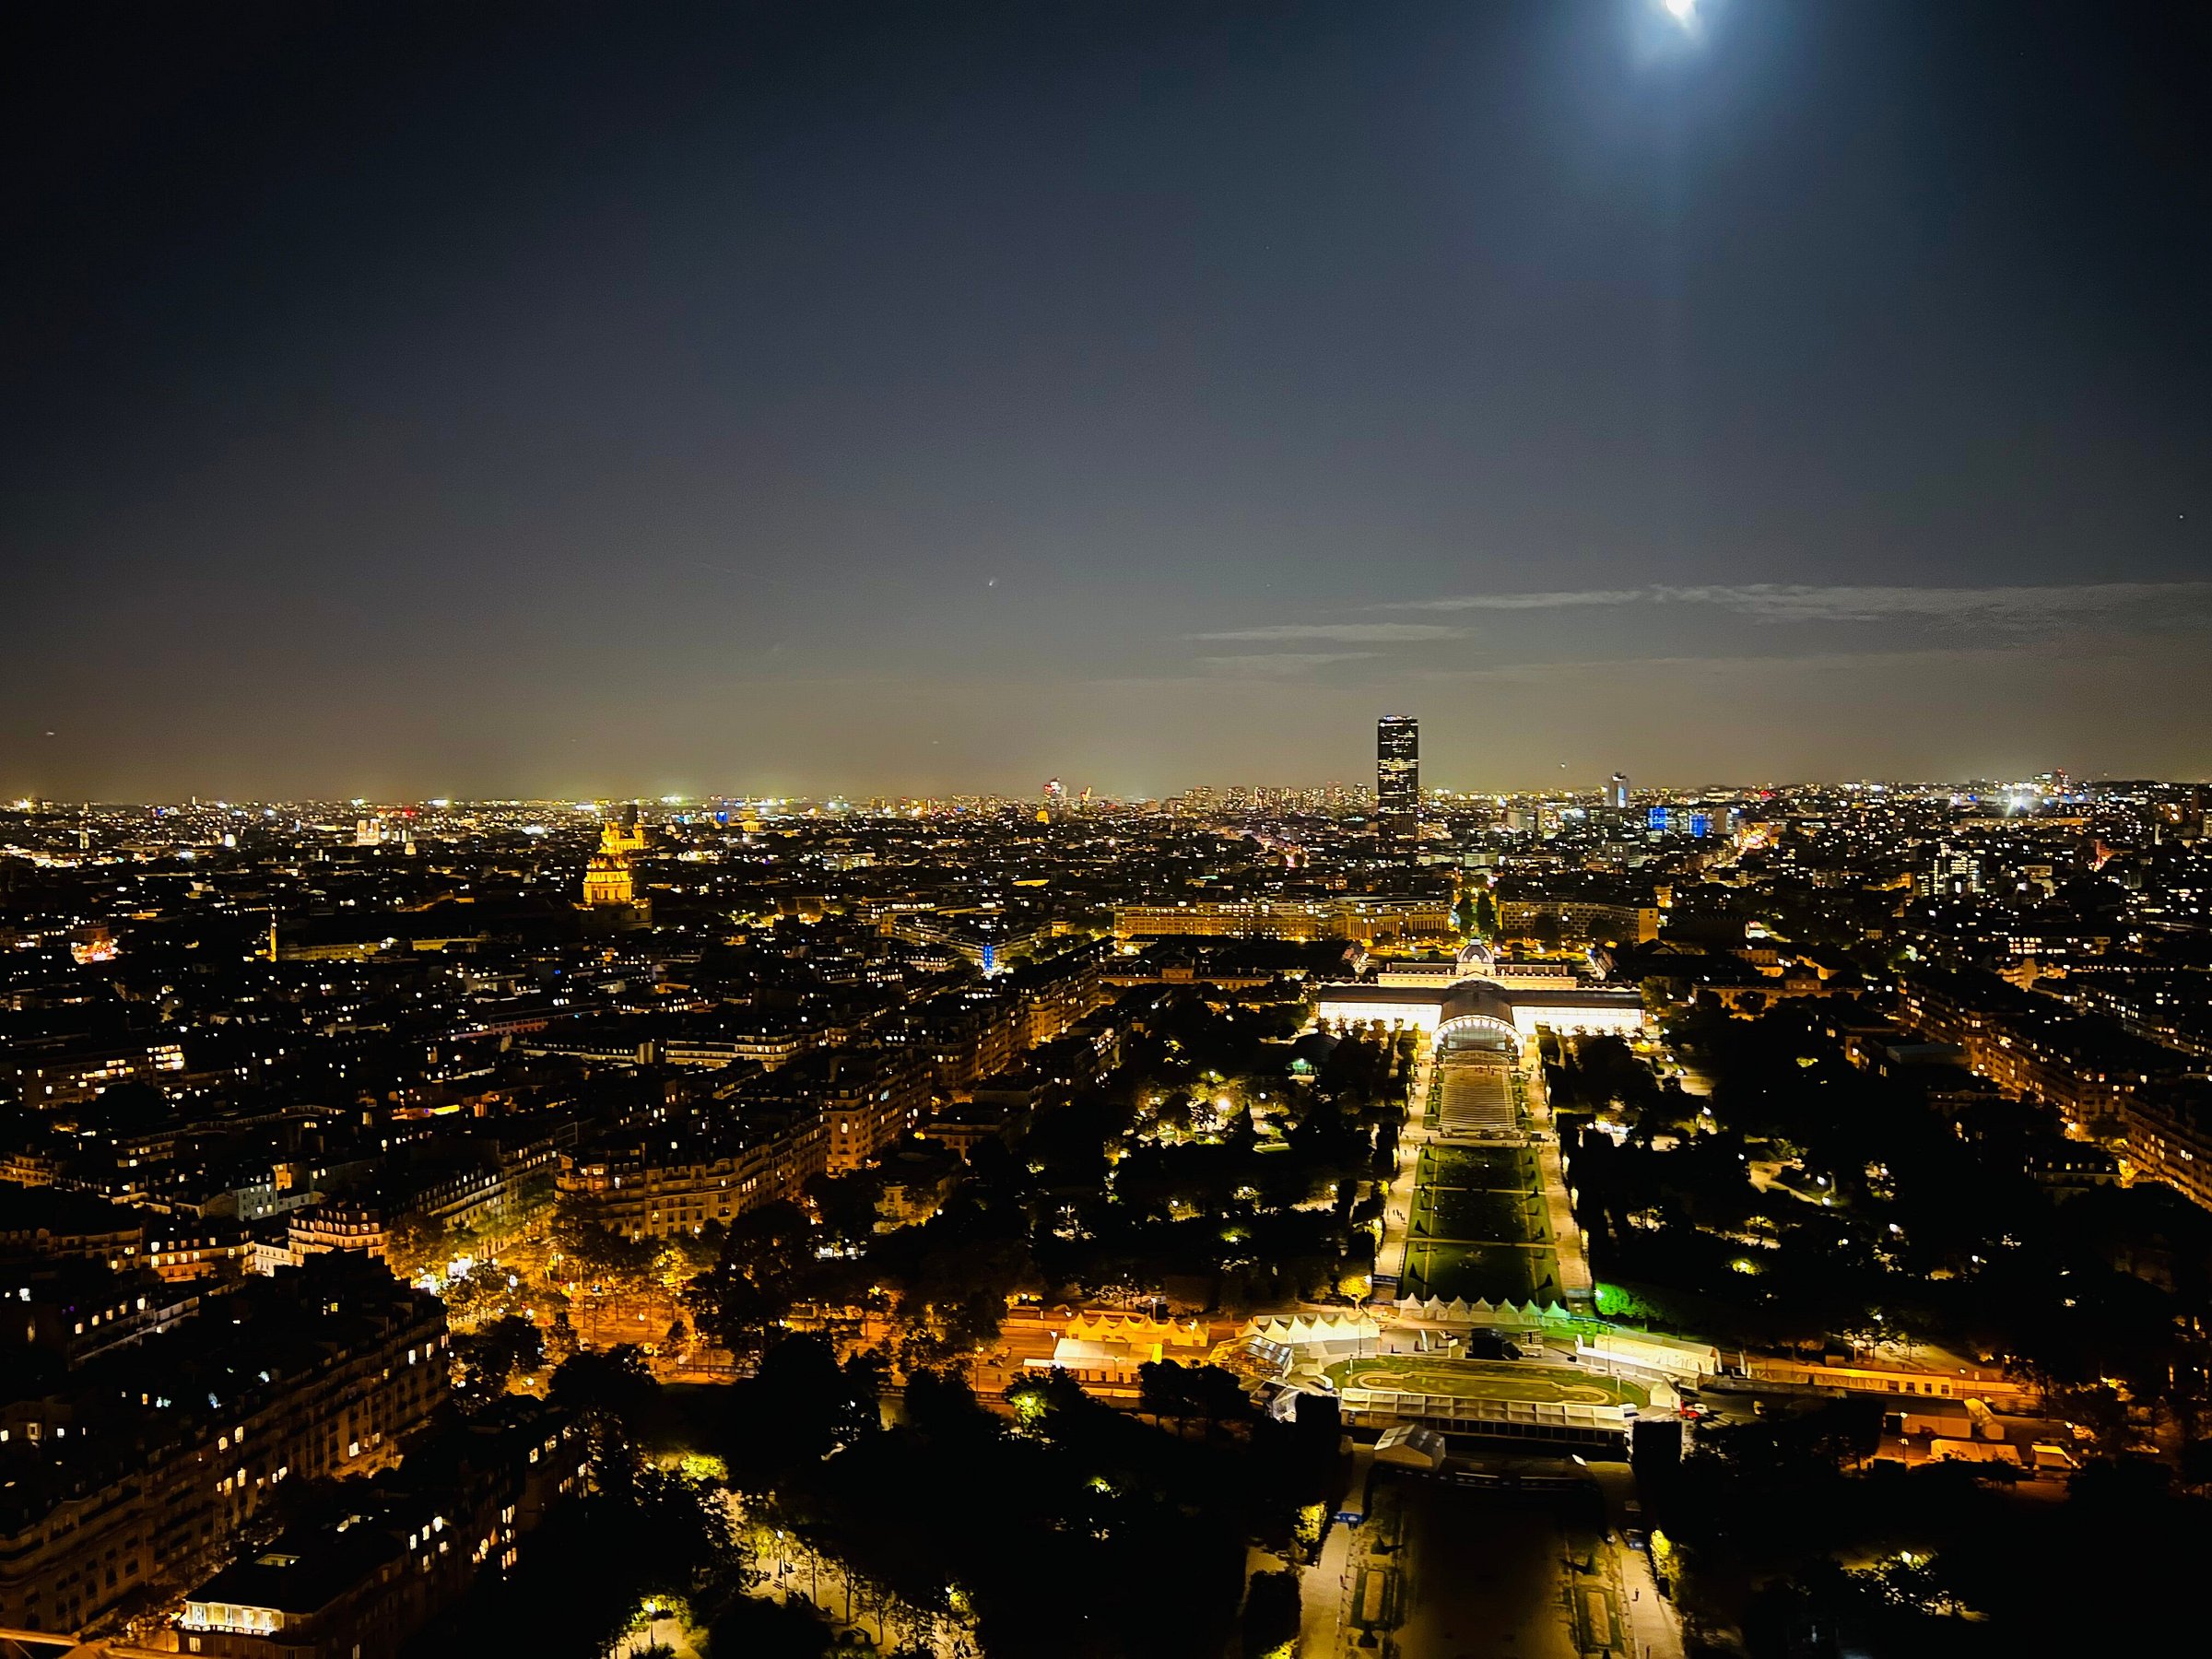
left=1616, top=1539, right=1686, bottom=1659
left=1524, top=1059, right=1595, bottom=1309
left=1298, top=1447, right=1372, bottom=1658
left=1372, top=1043, right=1436, bottom=1292
left=1591, top=1462, right=1686, bottom=1659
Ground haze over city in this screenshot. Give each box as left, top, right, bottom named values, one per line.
left=6, top=2, right=2208, bottom=799
left=7, top=9, right=2212, bottom=1659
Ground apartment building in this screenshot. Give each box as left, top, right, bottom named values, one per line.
left=555, top=1106, right=827, bottom=1240
left=0, top=1254, right=448, bottom=1637
left=164, top=1401, right=586, bottom=1659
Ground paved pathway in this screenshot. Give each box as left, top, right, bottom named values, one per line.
left=1524, top=1058, right=1595, bottom=1310
left=1614, top=1540, right=1686, bottom=1659
left=1373, top=1041, right=1435, bottom=1292
left=1394, top=1480, right=1583, bottom=1659
left=1298, top=1447, right=1373, bottom=1656
left=1590, top=1462, right=1685, bottom=1659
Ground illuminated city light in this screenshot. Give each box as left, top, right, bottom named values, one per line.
left=1, top=8, right=2200, bottom=1651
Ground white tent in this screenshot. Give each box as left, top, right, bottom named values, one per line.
left=1240, top=1313, right=1380, bottom=1355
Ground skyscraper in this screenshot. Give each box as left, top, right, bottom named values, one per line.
left=1377, top=716, right=1418, bottom=849
left=1608, top=772, right=1630, bottom=809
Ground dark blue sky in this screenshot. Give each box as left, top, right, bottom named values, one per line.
left=6, top=1, right=2208, bottom=798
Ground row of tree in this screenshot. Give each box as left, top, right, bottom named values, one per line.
left=418, top=1335, right=1340, bottom=1659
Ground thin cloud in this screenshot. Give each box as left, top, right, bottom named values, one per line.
left=1669, top=581, right=2212, bottom=622
left=1196, top=652, right=1379, bottom=677
left=1373, top=589, right=1646, bottom=612
left=1184, top=623, right=1465, bottom=641
left=1373, top=580, right=2212, bottom=623
left=1399, top=645, right=2058, bottom=684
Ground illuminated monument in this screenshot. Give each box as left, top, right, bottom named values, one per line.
left=1315, top=940, right=1645, bottom=1050
left=582, top=805, right=652, bottom=928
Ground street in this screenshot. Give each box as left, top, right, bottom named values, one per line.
left=1297, top=1454, right=1686, bottom=1659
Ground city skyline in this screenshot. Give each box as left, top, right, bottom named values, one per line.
left=6, top=7, right=2212, bottom=1654
left=6, top=2, right=2208, bottom=800
left=0, top=755, right=2166, bottom=813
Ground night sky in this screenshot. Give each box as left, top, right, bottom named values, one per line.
left=6, top=2, right=2208, bottom=800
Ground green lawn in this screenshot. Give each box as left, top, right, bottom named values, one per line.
left=1413, top=1186, right=1544, bottom=1241
left=1324, top=1354, right=1648, bottom=1408
left=1418, top=1144, right=1536, bottom=1191
left=1403, top=1240, right=1563, bottom=1305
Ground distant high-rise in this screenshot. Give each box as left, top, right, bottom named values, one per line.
left=1608, top=772, right=1630, bottom=809
left=1377, top=716, right=1418, bottom=848
left=1923, top=843, right=1983, bottom=898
